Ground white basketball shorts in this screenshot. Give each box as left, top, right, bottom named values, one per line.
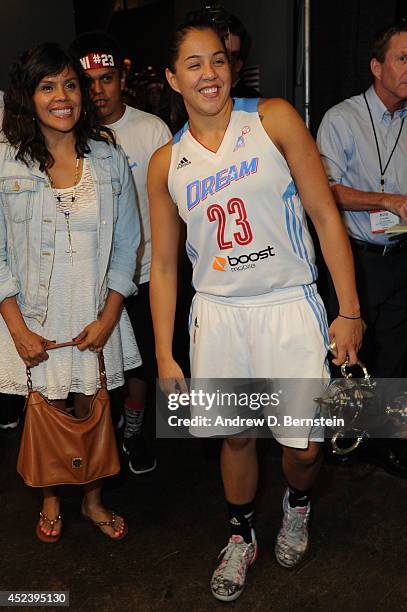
left=189, top=285, right=330, bottom=448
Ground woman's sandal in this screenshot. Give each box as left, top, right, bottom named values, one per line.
left=81, top=510, right=128, bottom=541
left=35, top=511, right=62, bottom=543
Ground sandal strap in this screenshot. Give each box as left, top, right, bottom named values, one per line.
left=39, top=511, right=62, bottom=527
left=91, top=513, right=116, bottom=527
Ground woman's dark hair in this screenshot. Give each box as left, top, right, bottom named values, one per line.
left=3, top=42, right=115, bottom=170
left=166, top=14, right=228, bottom=133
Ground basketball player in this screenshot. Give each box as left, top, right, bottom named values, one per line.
left=148, top=17, right=362, bottom=602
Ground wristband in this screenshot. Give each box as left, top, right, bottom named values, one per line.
left=338, top=313, right=361, bottom=320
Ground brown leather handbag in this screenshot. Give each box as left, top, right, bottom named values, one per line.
left=17, top=344, right=120, bottom=487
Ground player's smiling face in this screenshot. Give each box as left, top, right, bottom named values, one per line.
left=166, top=27, right=231, bottom=116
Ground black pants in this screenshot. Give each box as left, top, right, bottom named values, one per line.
left=327, top=242, right=407, bottom=378
left=124, top=282, right=157, bottom=385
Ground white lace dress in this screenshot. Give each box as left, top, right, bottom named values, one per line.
left=0, top=158, right=141, bottom=399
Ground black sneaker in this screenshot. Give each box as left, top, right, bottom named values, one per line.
left=0, top=397, right=23, bottom=431
left=122, top=435, right=157, bottom=475
left=358, top=440, right=407, bottom=479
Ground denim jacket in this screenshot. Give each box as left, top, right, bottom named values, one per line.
left=0, top=139, right=140, bottom=324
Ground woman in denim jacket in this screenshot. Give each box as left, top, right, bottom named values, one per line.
left=0, top=43, right=141, bottom=542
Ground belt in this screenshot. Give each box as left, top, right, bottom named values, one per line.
left=350, top=237, right=407, bottom=256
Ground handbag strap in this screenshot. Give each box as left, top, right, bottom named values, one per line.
left=26, top=366, right=33, bottom=391
left=97, top=351, right=107, bottom=389
left=26, top=343, right=107, bottom=391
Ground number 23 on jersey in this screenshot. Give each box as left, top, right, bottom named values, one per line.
left=207, top=197, right=253, bottom=250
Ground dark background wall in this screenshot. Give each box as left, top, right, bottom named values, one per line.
left=1, top=0, right=407, bottom=128
left=310, top=0, right=400, bottom=134
left=109, top=0, right=174, bottom=70
left=0, top=0, right=75, bottom=89
left=174, top=0, right=295, bottom=101
left=73, top=0, right=116, bottom=32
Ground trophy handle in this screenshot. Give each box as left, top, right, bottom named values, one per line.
left=331, top=431, right=367, bottom=455
left=328, top=342, right=370, bottom=381
left=340, top=358, right=371, bottom=381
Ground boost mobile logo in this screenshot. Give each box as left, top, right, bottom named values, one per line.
left=212, top=256, right=227, bottom=271
left=213, top=246, right=275, bottom=272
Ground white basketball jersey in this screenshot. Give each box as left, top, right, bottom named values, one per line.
left=168, top=98, right=318, bottom=298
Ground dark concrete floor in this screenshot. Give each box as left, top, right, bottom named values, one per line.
left=2, top=428, right=407, bottom=612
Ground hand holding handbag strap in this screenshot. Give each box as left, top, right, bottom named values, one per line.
left=46, top=340, right=81, bottom=350
left=26, top=341, right=107, bottom=391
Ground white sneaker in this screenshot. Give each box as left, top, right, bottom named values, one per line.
left=0, top=418, right=19, bottom=430
left=275, top=489, right=311, bottom=568
left=210, top=529, right=258, bottom=602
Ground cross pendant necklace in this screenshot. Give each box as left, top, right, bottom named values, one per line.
left=63, top=211, right=76, bottom=264
left=47, top=157, right=80, bottom=265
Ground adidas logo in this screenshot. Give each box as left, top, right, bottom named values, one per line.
left=177, top=156, right=191, bottom=169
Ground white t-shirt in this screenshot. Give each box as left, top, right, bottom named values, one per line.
left=110, top=105, right=171, bottom=284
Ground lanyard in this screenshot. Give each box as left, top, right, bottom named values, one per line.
left=363, top=92, right=405, bottom=193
